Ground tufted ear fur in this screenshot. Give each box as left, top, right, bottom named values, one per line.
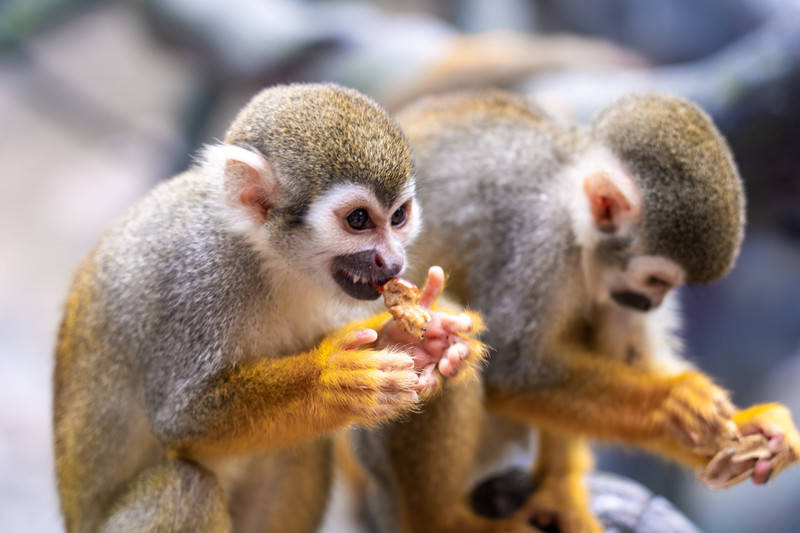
left=218, top=145, right=277, bottom=223
left=583, top=170, right=639, bottom=233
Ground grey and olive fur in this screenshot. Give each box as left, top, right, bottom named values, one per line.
left=350, top=90, right=747, bottom=533
left=53, top=83, right=414, bottom=533
left=593, top=94, right=744, bottom=283
left=400, top=90, right=744, bottom=383
left=225, top=83, right=413, bottom=224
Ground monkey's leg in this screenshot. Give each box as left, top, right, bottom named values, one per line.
left=359, top=377, right=538, bottom=533
left=487, top=348, right=735, bottom=468
left=522, top=432, right=603, bottom=533
left=228, top=438, right=333, bottom=533
left=99, top=459, right=230, bottom=533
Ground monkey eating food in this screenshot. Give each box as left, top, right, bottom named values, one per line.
left=702, top=402, right=800, bottom=489
left=350, top=90, right=800, bottom=533
left=52, top=83, right=484, bottom=533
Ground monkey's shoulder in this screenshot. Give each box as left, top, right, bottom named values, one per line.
left=82, top=170, right=264, bottom=333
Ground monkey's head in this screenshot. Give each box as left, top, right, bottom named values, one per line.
left=568, top=93, right=744, bottom=312
left=211, top=83, right=419, bottom=301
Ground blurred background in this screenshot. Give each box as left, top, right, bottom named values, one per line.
left=1, top=0, right=799, bottom=531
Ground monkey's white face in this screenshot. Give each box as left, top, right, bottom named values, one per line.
left=565, top=145, right=687, bottom=313
left=602, top=255, right=685, bottom=312
left=210, top=143, right=420, bottom=303
left=303, top=182, right=422, bottom=301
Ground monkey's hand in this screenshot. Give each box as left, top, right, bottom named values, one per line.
left=377, top=266, right=488, bottom=398
left=319, top=328, right=421, bottom=426
left=659, top=371, right=738, bottom=457
left=732, top=403, right=800, bottom=484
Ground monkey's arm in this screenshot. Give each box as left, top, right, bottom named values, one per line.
left=164, top=313, right=420, bottom=458
left=486, top=344, right=735, bottom=468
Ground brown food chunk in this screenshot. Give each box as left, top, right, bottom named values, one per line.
left=700, top=433, right=771, bottom=489
left=382, top=278, right=431, bottom=339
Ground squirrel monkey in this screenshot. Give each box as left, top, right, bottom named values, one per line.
left=351, top=91, right=800, bottom=533
left=53, top=83, right=483, bottom=533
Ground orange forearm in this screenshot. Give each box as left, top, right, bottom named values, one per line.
left=487, top=349, right=723, bottom=468
left=175, top=313, right=396, bottom=457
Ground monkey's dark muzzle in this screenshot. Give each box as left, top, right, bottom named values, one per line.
left=331, top=250, right=402, bottom=301
left=611, top=290, right=652, bottom=312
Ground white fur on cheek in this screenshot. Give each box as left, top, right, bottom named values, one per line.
left=401, top=194, right=423, bottom=246
left=303, top=183, right=421, bottom=282
left=627, top=255, right=686, bottom=288
left=302, top=184, right=387, bottom=289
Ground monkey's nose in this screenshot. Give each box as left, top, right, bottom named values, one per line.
left=374, top=253, right=402, bottom=278
left=338, top=249, right=402, bottom=280
left=385, top=261, right=403, bottom=278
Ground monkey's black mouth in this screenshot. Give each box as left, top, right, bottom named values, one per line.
left=332, top=269, right=388, bottom=300
left=330, top=250, right=401, bottom=301
left=611, top=290, right=652, bottom=312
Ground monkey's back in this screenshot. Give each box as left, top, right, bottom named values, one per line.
left=53, top=169, right=267, bottom=531
left=400, top=91, right=580, bottom=387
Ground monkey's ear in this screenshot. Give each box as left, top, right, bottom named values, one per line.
left=582, top=171, right=639, bottom=232
left=217, top=145, right=277, bottom=224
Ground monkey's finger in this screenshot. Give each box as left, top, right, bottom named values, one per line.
left=768, top=434, right=785, bottom=454
left=349, top=390, right=419, bottom=422
left=378, top=369, right=421, bottom=393
left=422, top=338, right=448, bottom=356
left=414, top=363, right=438, bottom=391
left=716, top=397, right=736, bottom=419
left=439, top=355, right=457, bottom=377
left=439, top=312, right=474, bottom=334
left=444, top=343, right=468, bottom=368
left=342, top=329, right=378, bottom=350
left=752, top=459, right=773, bottom=484
left=376, top=389, right=420, bottom=406
left=372, top=351, right=416, bottom=372
left=419, top=266, right=445, bottom=308
left=670, top=420, right=700, bottom=448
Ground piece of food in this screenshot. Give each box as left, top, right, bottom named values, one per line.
left=381, top=278, right=431, bottom=339
left=700, top=433, right=772, bottom=489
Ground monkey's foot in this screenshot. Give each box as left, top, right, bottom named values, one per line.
left=518, top=476, right=603, bottom=533
left=661, top=371, right=738, bottom=456
left=732, top=403, right=799, bottom=484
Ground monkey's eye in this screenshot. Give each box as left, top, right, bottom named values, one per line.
left=346, top=208, right=372, bottom=230
left=391, top=205, right=407, bottom=227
